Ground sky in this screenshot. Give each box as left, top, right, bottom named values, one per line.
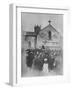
left=21, top=12, right=63, bottom=35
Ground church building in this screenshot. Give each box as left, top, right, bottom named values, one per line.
left=23, top=20, right=62, bottom=51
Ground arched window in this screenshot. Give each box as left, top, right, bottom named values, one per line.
left=48, top=31, right=51, bottom=40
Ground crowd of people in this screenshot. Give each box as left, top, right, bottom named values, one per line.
left=25, top=46, right=62, bottom=72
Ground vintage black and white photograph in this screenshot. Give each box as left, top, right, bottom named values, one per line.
left=21, top=12, right=63, bottom=77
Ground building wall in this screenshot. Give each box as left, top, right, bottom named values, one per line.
left=37, top=29, right=62, bottom=49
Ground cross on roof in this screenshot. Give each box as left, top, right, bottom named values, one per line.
left=48, top=20, right=51, bottom=24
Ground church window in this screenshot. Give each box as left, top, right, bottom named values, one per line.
left=48, top=31, right=51, bottom=40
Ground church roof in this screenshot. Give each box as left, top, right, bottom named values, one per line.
left=41, top=20, right=59, bottom=33
left=26, top=32, right=36, bottom=37
left=25, top=20, right=59, bottom=37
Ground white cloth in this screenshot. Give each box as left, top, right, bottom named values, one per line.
left=43, top=63, right=49, bottom=73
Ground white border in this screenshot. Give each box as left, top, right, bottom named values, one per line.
left=9, top=4, right=70, bottom=86
left=9, top=4, right=17, bottom=86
